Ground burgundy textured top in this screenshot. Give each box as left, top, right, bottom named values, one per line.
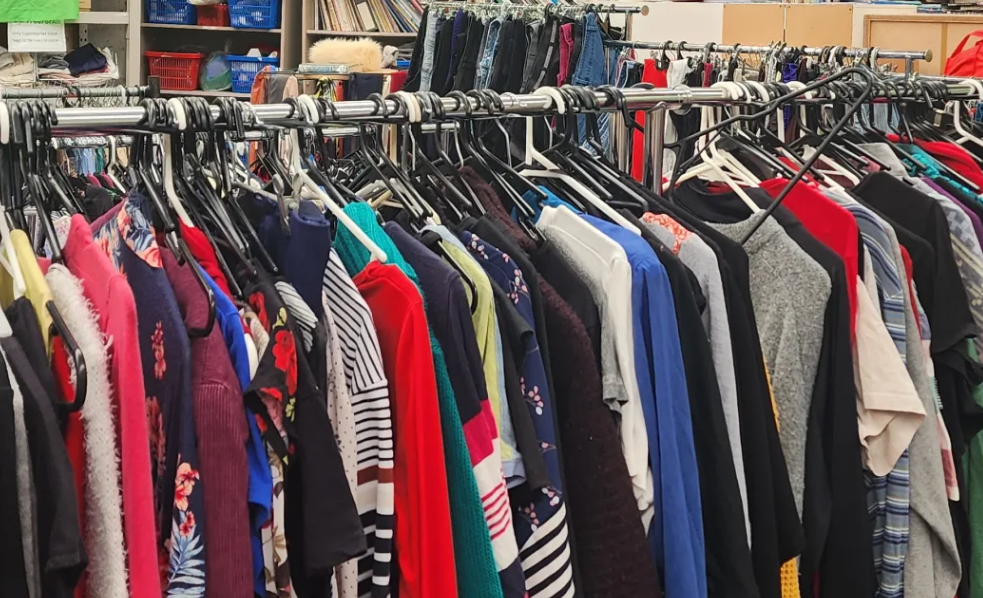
left=161, top=249, right=253, bottom=598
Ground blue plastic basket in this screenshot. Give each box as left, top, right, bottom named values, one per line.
left=147, top=0, right=196, bottom=24
left=228, top=55, right=279, bottom=93
left=228, top=0, right=281, bottom=29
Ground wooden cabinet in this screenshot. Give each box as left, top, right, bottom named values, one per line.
left=865, top=13, right=983, bottom=75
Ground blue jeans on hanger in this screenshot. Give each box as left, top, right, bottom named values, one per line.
left=420, top=14, right=442, bottom=91
left=572, top=13, right=609, bottom=152
left=477, top=17, right=504, bottom=89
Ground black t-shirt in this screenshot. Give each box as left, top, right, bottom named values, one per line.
left=4, top=301, right=86, bottom=598
left=0, top=346, right=29, bottom=598
left=677, top=183, right=874, bottom=598
left=628, top=211, right=760, bottom=598
left=854, top=172, right=977, bottom=354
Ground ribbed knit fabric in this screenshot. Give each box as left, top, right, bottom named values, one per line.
left=336, top=203, right=502, bottom=597
left=161, top=249, right=253, bottom=598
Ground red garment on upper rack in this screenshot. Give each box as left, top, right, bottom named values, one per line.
left=631, top=58, right=668, bottom=183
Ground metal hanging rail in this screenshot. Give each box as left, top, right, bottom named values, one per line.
left=0, top=84, right=155, bottom=100
left=604, top=40, right=931, bottom=62
left=34, top=84, right=974, bottom=130
left=426, top=1, right=648, bottom=14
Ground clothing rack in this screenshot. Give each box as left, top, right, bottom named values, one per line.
left=25, top=81, right=970, bottom=189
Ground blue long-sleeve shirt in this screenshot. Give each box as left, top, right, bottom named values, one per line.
left=583, top=215, right=706, bottom=598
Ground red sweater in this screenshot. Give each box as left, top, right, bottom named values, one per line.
left=62, top=214, right=161, bottom=598
left=353, top=262, right=458, bottom=598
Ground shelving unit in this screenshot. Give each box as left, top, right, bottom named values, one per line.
left=301, top=0, right=421, bottom=67
left=137, top=0, right=302, bottom=95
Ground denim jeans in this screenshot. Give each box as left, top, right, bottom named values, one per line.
left=476, top=17, right=503, bottom=89
left=571, top=13, right=609, bottom=151
left=419, top=14, right=441, bottom=92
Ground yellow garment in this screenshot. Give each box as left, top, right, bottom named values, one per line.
left=765, top=360, right=801, bottom=598
left=438, top=240, right=514, bottom=463
left=0, top=230, right=54, bottom=355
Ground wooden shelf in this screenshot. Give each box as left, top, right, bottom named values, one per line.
left=159, top=89, right=251, bottom=98
left=143, top=23, right=281, bottom=32
left=306, top=29, right=417, bottom=38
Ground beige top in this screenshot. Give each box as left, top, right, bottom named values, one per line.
left=854, top=277, right=925, bottom=476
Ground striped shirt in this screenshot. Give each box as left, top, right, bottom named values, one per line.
left=823, top=189, right=911, bottom=598
left=323, top=250, right=395, bottom=598
left=275, top=281, right=316, bottom=352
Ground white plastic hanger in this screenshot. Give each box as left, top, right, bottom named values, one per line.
left=951, top=78, right=983, bottom=150
left=668, top=85, right=761, bottom=213
left=521, top=87, right=641, bottom=234
left=163, top=98, right=195, bottom=228
left=288, top=95, right=388, bottom=263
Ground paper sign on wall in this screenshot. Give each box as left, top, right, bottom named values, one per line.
left=8, top=22, right=67, bottom=54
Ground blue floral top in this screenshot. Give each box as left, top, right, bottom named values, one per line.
left=461, top=230, right=577, bottom=595
left=92, top=193, right=205, bottom=596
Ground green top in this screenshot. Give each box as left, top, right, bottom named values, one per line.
left=335, top=203, right=504, bottom=598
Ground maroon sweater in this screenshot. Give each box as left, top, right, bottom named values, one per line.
left=161, top=249, right=253, bottom=598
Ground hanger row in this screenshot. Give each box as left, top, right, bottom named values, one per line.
left=6, top=81, right=973, bottom=134
left=604, top=40, right=932, bottom=64
left=424, top=1, right=647, bottom=18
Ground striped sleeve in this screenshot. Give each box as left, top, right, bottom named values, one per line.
left=275, top=281, right=316, bottom=352
left=323, top=250, right=395, bottom=598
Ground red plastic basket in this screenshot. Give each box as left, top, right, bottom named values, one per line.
left=145, top=51, right=204, bottom=91
left=197, top=4, right=229, bottom=27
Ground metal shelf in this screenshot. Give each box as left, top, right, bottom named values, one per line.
left=143, top=23, right=281, bottom=32
left=159, top=89, right=251, bottom=98
left=306, top=29, right=417, bottom=38
left=70, top=11, right=130, bottom=24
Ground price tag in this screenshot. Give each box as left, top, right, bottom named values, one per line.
left=8, top=22, right=67, bottom=54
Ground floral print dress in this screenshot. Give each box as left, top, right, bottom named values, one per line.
left=242, top=265, right=364, bottom=598
left=241, top=269, right=298, bottom=598
left=461, top=231, right=576, bottom=598
left=91, top=193, right=205, bottom=597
